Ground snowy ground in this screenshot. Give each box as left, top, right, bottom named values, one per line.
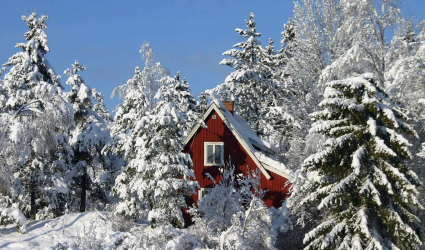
left=0, top=212, right=150, bottom=250
left=0, top=212, right=96, bottom=249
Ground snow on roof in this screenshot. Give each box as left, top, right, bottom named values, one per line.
left=189, top=90, right=292, bottom=179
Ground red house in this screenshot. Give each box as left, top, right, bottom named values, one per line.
left=182, top=100, right=292, bottom=213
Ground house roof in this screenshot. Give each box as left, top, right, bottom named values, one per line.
left=183, top=99, right=292, bottom=180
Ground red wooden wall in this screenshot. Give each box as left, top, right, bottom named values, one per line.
left=183, top=110, right=291, bottom=209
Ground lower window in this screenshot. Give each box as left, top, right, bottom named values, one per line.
left=198, top=188, right=212, bottom=201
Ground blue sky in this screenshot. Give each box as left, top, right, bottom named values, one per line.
left=0, top=0, right=424, bottom=113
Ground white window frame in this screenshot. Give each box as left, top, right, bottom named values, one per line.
left=198, top=188, right=212, bottom=201
left=204, top=142, right=224, bottom=166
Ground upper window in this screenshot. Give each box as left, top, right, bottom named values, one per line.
left=204, top=142, right=224, bottom=166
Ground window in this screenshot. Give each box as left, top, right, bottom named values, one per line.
left=198, top=188, right=212, bottom=201
left=204, top=142, right=224, bottom=166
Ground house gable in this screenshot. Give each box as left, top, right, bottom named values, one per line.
left=183, top=108, right=291, bottom=208
left=184, top=103, right=272, bottom=179
left=184, top=102, right=292, bottom=180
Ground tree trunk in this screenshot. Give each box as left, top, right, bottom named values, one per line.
left=80, top=168, right=86, bottom=212
left=30, top=180, right=36, bottom=220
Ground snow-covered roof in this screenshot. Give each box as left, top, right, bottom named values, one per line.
left=183, top=97, right=292, bottom=180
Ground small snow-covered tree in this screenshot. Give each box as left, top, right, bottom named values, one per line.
left=64, top=61, right=112, bottom=212
left=92, top=89, right=112, bottom=125
left=197, top=91, right=208, bottom=114
left=298, top=73, right=422, bottom=250
left=190, top=165, right=246, bottom=235
left=189, top=164, right=276, bottom=249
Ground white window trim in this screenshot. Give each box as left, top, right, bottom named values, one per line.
left=198, top=188, right=212, bottom=201
left=204, top=142, right=224, bottom=166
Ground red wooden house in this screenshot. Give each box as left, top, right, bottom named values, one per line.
left=182, top=100, right=292, bottom=213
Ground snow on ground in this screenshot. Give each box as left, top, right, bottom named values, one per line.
left=0, top=212, right=150, bottom=250
left=0, top=212, right=97, bottom=249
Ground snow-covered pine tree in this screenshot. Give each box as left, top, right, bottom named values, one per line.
left=143, top=84, right=198, bottom=227
left=0, top=12, right=73, bottom=220
left=64, top=61, right=112, bottom=212
left=299, top=73, right=422, bottom=250
left=92, top=88, right=112, bottom=125
left=109, top=66, right=150, bottom=159
left=197, top=91, right=208, bottom=114
left=216, top=12, right=277, bottom=135
left=109, top=66, right=150, bottom=219
left=174, top=72, right=197, bottom=112
left=108, top=48, right=168, bottom=218
left=278, top=19, right=299, bottom=69
left=214, top=12, right=305, bottom=168
left=160, top=72, right=200, bottom=135
left=114, top=83, right=198, bottom=227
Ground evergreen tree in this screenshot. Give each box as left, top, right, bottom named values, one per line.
left=197, top=91, right=208, bottom=114
left=109, top=67, right=150, bottom=219
left=298, top=74, right=422, bottom=250
left=64, top=61, right=112, bottom=212
left=216, top=12, right=279, bottom=136
left=110, top=66, right=150, bottom=158
left=114, top=84, right=198, bottom=227
left=92, top=88, right=112, bottom=124
left=160, top=72, right=200, bottom=136
left=0, top=12, right=73, bottom=220
left=173, top=72, right=197, bottom=112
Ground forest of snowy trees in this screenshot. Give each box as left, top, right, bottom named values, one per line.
left=0, top=0, right=424, bottom=249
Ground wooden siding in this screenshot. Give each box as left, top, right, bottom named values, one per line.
left=183, top=110, right=290, bottom=209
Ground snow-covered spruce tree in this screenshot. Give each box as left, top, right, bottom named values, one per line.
left=0, top=12, right=74, bottom=220
left=216, top=12, right=278, bottom=135
left=107, top=63, right=152, bottom=219
left=109, top=66, right=150, bottom=159
left=92, top=88, right=112, bottom=125
left=197, top=91, right=208, bottom=114
left=64, top=61, right=112, bottom=212
left=298, top=73, right=422, bottom=250
left=159, top=72, right=200, bottom=136
left=214, top=12, right=303, bottom=168
left=143, top=85, right=198, bottom=227
left=114, top=84, right=198, bottom=227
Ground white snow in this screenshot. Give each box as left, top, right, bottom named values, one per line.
left=0, top=212, right=99, bottom=249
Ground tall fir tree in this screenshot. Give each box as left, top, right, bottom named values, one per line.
left=110, top=66, right=150, bottom=158
left=298, top=73, right=422, bottom=250
left=109, top=66, right=150, bottom=219
left=0, top=12, right=73, bottom=220
left=64, top=61, right=112, bottom=212
left=216, top=12, right=281, bottom=137
left=113, top=83, right=198, bottom=227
